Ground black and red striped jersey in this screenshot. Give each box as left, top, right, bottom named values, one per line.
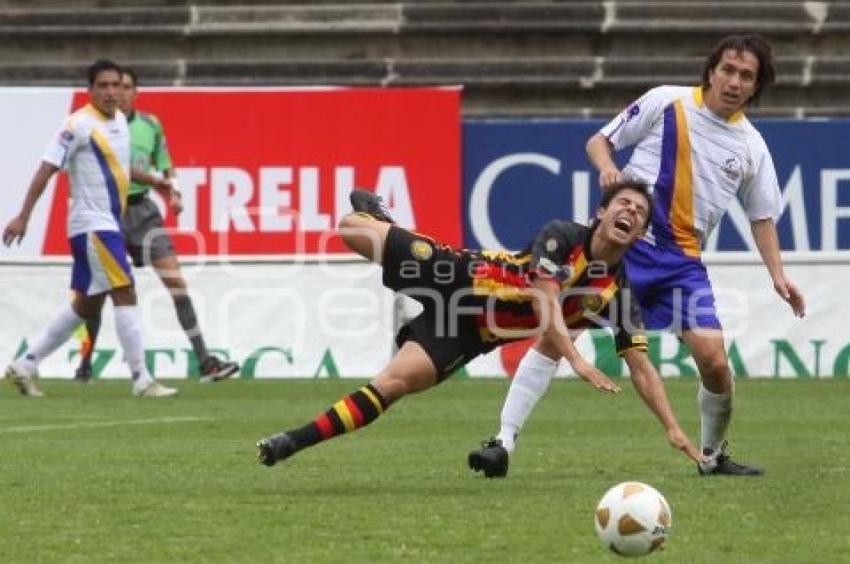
left=468, top=219, right=647, bottom=354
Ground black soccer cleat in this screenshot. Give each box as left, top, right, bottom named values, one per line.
left=74, top=364, right=92, bottom=383
left=349, top=190, right=396, bottom=224
left=698, top=441, right=764, bottom=476
left=468, top=438, right=509, bottom=478
left=257, top=432, right=297, bottom=467
left=199, top=356, right=240, bottom=383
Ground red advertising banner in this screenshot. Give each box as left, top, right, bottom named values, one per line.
left=43, top=87, right=461, bottom=256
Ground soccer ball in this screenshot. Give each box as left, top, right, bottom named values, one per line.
left=594, top=481, right=671, bottom=557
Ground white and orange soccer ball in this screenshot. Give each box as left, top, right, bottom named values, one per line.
left=594, top=481, right=672, bottom=557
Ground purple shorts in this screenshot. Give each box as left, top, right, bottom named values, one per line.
left=624, top=240, right=721, bottom=332
left=70, top=230, right=134, bottom=296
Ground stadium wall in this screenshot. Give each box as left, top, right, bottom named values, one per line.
left=1, top=88, right=847, bottom=378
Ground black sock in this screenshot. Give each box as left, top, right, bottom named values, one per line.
left=288, top=384, right=389, bottom=450
left=173, top=294, right=209, bottom=363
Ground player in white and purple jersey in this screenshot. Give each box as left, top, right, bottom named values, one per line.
left=589, top=35, right=806, bottom=475
left=3, top=60, right=177, bottom=398
left=483, top=35, right=806, bottom=478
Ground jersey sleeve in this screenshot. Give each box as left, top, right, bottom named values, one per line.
left=612, top=272, right=649, bottom=355
left=739, top=134, right=782, bottom=222
left=42, top=116, right=82, bottom=170
left=598, top=86, right=673, bottom=151
left=150, top=115, right=173, bottom=172
left=529, top=220, right=583, bottom=284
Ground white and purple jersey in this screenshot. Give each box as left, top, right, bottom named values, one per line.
left=42, top=103, right=130, bottom=237
left=599, top=85, right=781, bottom=257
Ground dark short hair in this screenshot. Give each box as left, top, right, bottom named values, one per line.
left=122, top=66, right=138, bottom=88
left=87, top=59, right=122, bottom=86
left=701, top=34, right=775, bottom=104
left=599, top=181, right=653, bottom=229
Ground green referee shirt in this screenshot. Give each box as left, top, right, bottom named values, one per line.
left=127, top=110, right=173, bottom=196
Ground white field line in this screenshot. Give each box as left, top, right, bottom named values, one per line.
left=0, top=416, right=212, bottom=434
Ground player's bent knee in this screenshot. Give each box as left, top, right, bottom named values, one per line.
left=372, top=369, right=436, bottom=402
left=339, top=213, right=367, bottom=230
left=73, top=295, right=106, bottom=319
left=699, top=358, right=733, bottom=392
left=163, top=277, right=188, bottom=293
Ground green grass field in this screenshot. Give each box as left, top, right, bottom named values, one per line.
left=1, top=378, right=847, bottom=563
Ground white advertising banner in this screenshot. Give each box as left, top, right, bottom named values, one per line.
left=0, top=260, right=847, bottom=379
left=0, top=88, right=74, bottom=258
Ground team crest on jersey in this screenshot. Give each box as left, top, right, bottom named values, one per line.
left=581, top=294, right=604, bottom=313
left=58, top=130, right=74, bottom=147
left=626, top=103, right=640, bottom=121
left=410, top=240, right=433, bottom=260
left=721, top=157, right=742, bottom=181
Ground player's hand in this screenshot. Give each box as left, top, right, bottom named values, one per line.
left=2, top=215, right=27, bottom=246
left=572, top=358, right=621, bottom=394
left=774, top=277, right=805, bottom=318
left=151, top=175, right=170, bottom=191
left=598, top=167, right=625, bottom=189
left=170, top=189, right=183, bottom=216
left=666, top=426, right=706, bottom=464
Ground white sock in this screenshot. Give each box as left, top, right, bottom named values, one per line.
left=496, top=347, right=558, bottom=453
left=698, top=383, right=733, bottom=453
left=114, top=305, right=153, bottom=390
left=21, top=305, right=84, bottom=369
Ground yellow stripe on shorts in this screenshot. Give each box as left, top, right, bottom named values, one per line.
left=91, top=233, right=130, bottom=289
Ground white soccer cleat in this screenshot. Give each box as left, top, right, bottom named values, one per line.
left=5, top=360, right=45, bottom=397
left=133, top=381, right=179, bottom=398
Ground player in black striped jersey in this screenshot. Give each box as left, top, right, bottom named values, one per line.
left=257, top=185, right=703, bottom=470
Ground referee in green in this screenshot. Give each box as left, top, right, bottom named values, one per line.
left=75, top=66, right=239, bottom=383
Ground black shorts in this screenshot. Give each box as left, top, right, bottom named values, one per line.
left=123, top=196, right=176, bottom=267
left=383, top=226, right=498, bottom=379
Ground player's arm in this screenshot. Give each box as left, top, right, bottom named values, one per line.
left=151, top=115, right=181, bottom=213
left=751, top=218, right=805, bottom=318
left=530, top=277, right=621, bottom=394
left=129, top=167, right=182, bottom=215
left=742, top=141, right=805, bottom=318
left=586, top=133, right=624, bottom=188
left=588, top=86, right=672, bottom=189
left=528, top=220, right=619, bottom=393
left=621, top=349, right=704, bottom=463
left=3, top=161, right=59, bottom=246
left=130, top=167, right=171, bottom=193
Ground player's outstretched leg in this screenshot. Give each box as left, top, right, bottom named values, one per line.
left=468, top=438, right=509, bottom=478
left=339, top=190, right=396, bottom=264
left=257, top=341, right=437, bottom=467
left=257, top=383, right=389, bottom=466
left=6, top=303, right=87, bottom=397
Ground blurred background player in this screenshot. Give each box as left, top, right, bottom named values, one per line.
left=3, top=60, right=177, bottom=397
left=496, top=34, right=805, bottom=477
left=74, top=66, right=239, bottom=383
left=257, top=187, right=703, bottom=469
